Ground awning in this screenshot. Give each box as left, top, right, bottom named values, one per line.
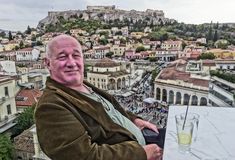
left=143, top=97, right=158, bottom=104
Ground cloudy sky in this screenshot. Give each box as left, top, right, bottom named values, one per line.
left=0, top=0, right=235, bottom=31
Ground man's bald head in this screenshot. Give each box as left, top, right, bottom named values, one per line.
left=46, top=34, right=81, bottom=58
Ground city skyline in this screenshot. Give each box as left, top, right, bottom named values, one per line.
left=0, top=0, right=235, bottom=31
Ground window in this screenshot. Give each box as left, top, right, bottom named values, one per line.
left=4, top=87, right=9, bottom=96
left=7, top=104, right=11, bottom=115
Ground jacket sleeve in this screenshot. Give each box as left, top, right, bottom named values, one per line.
left=35, top=102, right=147, bottom=160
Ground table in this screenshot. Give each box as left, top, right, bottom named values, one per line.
left=163, top=106, right=235, bottom=160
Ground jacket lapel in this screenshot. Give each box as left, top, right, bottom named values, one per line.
left=47, top=80, right=114, bottom=130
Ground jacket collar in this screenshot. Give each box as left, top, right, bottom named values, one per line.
left=45, top=77, right=114, bottom=129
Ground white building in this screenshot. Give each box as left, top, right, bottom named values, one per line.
left=215, top=59, right=235, bottom=70
left=0, top=60, right=17, bottom=75
left=161, top=40, right=182, bottom=51
left=209, top=76, right=235, bottom=107
left=154, top=68, right=209, bottom=106
left=0, top=76, right=17, bottom=133
left=155, top=49, right=178, bottom=61
left=93, top=46, right=110, bottom=59
left=87, top=58, right=129, bottom=90
left=110, top=44, right=126, bottom=57
left=15, top=48, right=40, bottom=61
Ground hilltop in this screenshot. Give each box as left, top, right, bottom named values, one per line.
left=37, top=5, right=176, bottom=31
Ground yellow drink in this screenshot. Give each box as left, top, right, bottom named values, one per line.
left=178, top=133, right=192, bottom=145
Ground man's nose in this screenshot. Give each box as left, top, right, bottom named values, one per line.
left=66, top=56, right=76, bottom=67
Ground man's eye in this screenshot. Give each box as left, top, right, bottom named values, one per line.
left=73, top=54, right=81, bottom=58
left=58, top=56, right=67, bottom=60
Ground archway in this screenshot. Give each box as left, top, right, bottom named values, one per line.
left=183, top=94, right=190, bottom=105
left=176, top=92, right=182, bottom=104
left=191, top=95, right=198, bottom=105
left=156, top=88, right=161, bottom=100
left=108, top=79, right=116, bottom=90
left=168, top=90, right=174, bottom=104
left=200, top=97, right=207, bottom=106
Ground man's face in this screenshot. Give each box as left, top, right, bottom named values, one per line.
left=46, top=37, right=84, bottom=87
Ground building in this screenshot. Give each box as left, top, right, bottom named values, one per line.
left=161, top=40, right=182, bottom=51
left=0, top=60, right=17, bottom=76
left=87, top=58, right=129, bottom=90
left=209, top=76, right=235, bottom=107
left=215, top=59, right=235, bottom=70
left=0, top=50, right=16, bottom=61
left=110, top=44, right=126, bottom=57
left=87, top=5, right=115, bottom=11
left=31, top=126, right=51, bottom=160
left=154, top=67, right=209, bottom=106
left=207, top=49, right=235, bottom=59
left=14, top=127, right=35, bottom=160
left=0, top=76, right=17, bottom=133
left=93, top=46, right=110, bottom=59
left=155, top=49, right=178, bottom=61
left=15, top=48, right=40, bottom=61
left=15, top=88, right=42, bottom=112
left=14, top=125, right=50, bottom=160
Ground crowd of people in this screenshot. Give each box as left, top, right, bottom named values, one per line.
left=114, top=72, right=168, bottom=128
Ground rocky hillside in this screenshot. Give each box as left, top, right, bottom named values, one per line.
left=37, top=5, right=176, bottom=31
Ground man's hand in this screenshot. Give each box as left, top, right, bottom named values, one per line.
left=134, top=118, right=158, bottom=133
left=143, top=144, right=163, bottom=160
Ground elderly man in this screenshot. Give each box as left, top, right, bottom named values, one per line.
left=35, top=34, right=163, bottom=160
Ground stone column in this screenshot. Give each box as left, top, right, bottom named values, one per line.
left=173, top=93, right=177, bottom=104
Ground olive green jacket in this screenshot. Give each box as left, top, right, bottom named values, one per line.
left=35, top=78, right=147, bottom=160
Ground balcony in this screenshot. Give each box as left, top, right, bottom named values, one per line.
left=209, top=90, right=234, bottom=107
left=0, top=96, right=6, bottom=104
left=0, top=114, right=17, bottom=133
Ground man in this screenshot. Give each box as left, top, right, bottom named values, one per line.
left=35, top=34, right=163, bottom=160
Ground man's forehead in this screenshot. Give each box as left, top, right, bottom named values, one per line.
left=53, top=37, right=80, bottom=47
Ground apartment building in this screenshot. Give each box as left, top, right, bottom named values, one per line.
left=0, top=76, right=17, bottom=133
left=209, top=76, right=235, bottom=107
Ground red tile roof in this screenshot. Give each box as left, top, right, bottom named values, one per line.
left=94, top=58, right=119, bottom=68
left=16, top=89, right=42, bottom=107
left=17, top=48, right=33, bottom=52
left=158, top=68, right=209, bottom=88
left=14, top=127, right=34, bottom=153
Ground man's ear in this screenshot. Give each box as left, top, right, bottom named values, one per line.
left=44, top=58, right=50, bottom=69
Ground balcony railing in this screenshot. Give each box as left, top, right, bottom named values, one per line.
left=209, top=90, right=233, bottom=106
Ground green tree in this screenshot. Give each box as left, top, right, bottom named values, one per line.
left=99, top=31, right=109, bottom=37
left=36, top=41, right=43, bottom=46
left=213, top=30, right=218, bottom=42
left=98, top=38, right=108, bottom=45
left=150, top=69, right=160, bottom=86
left=14, top=46, right=19, bottom=50
left=115, top=31, right=122, bottom=36
left=8, top=31, right=13, bottom=41
left=31, top=34, right=36, bottom=41
left=0, top=31, right=6, bottom=37
left=19, top=41, right=24, bottom=49
left=198, top=52, right=216, bottom=60
left=25, top=25, right=32, bottom=34
left=207, top=22, right=213, bottom=41
left=12, top=106, right=35, bottom=137
left=0, top=134, right=14, bottom=160
left=105, top=52, right=114, bottom=58
left=136, top=46, right=146, bottom=53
